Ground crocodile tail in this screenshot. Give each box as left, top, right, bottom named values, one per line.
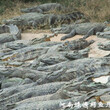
left=60, top=11, right=87, bottom=25
left=70, top=11, right=90, bottom=22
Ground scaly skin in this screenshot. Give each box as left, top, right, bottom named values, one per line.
left=37, top=57, right=110, bottom=84
left=51, top=22, right=106, bottom=40
left=0, top=82, right=66, bottom=109
left=0, top=45, right=48, bottom=62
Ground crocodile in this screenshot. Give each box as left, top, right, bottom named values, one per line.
left=0, top=82, right=66, bottom=108
left=21, top=3, right=63, bottom=13
left=0, top=22, right=110, bottom=110
left=0, top=82, right=39, bottom=99
left=0, top=80, right=63, bottom=99
left=36, top=57, right=110, bottom=84
left=38, top=48, right=90, bottom=66
left=0, top=42, right=63, bottom=68
left=39, top=52, right=68, bottom=65
left=16, top=94, right=54, bottom=105
left=1, top=75, right=110, bottom=110
left=0, top=24, right=21, bottom=43
left=0, top=49, right=110, bottom=110
left=4, top=98, right=74, bottom=110
left=64, top=48, right=90, bottom=60
left=0, top=40, right=61, bottom=56
left=96, top=31, right=110, bottom=39
left=0, top=45, right=49, bottom=62
left=1, top=77, right=33, bottom=89
left=0, top=65, right=49, bottom=83
left=0, top=38, right=93, bottom=63
left=3, top=11, right=86, bottom=29
left=51, top=22, right=106, bottom=40
left=29, top=39, right=93, bottom=67
left=51, top=76, right=110, bottom=105
left=98, top=42, right=110, bottom=51
left=0, top=40, right=29, bottom=57
left=28, top=33, right=57, bottom=45
left=104, top=27, right=110, bottom=32
left=0, top=40, right=27, bottom=51
left=12, top=99, right=75, bottom=110
left=57, top=38, right=94, bottom=51
left=37, top=57, right=110, bottom=74
left=5, top=68, right=110, bottom=110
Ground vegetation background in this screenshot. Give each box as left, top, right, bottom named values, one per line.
left=0, top=0, right=110, bottom=24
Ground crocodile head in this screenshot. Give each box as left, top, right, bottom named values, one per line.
left=89, top=40, right=95, bottom=45
left=98, top=43, right=110, bottom=50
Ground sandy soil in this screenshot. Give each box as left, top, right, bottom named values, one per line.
left=22, top=33, right=110, bottom=58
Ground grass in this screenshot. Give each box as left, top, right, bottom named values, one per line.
left=0, top=1, right=39, bottom=24
left=78, top=0, right=110, bottom=22
left=0, top=0, right=110, bottom=25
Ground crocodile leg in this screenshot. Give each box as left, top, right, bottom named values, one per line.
left=83, top=27, right=96, bottom=39
left=61, top=29, right=76, bottom=40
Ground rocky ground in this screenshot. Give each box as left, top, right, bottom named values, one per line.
left=0, top=2, right=110, bottom=110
